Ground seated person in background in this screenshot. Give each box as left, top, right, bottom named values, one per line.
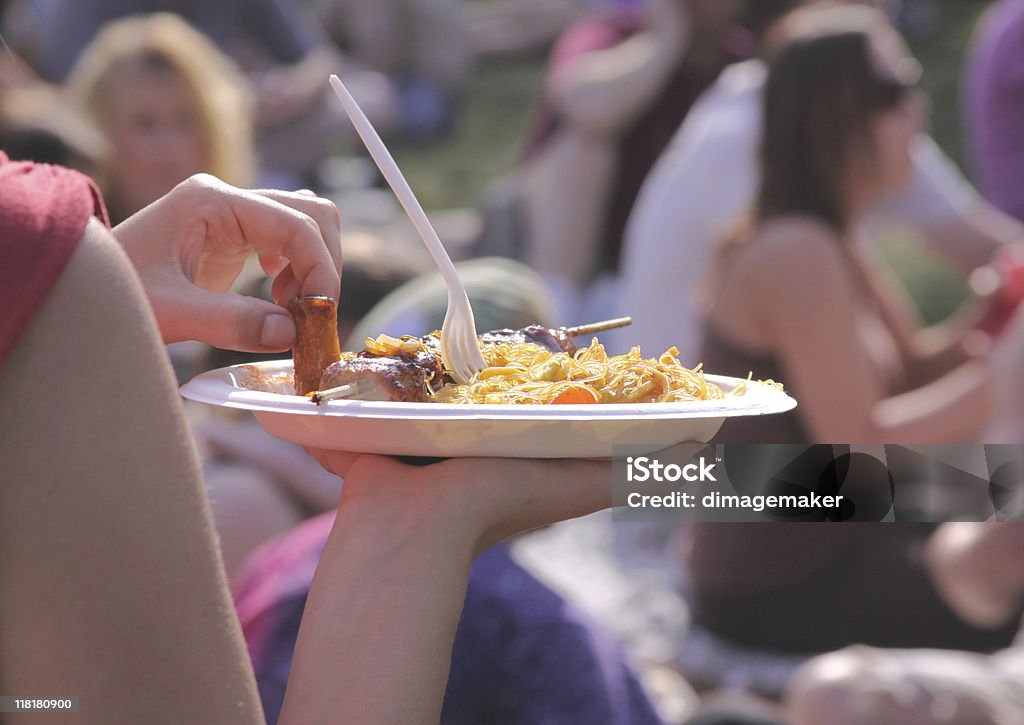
left=465, top=0, right=587, bottom=59
left=680, top=3, right=1024, bottom=698
left=0, top=86, right=103, bottom=174
left=515, top=0, right=745, bottom=322
left=787, top=522, right=1024, bottom=725
left=65, top=13, right=254, bottom=223
left=234, top=510, right=663, bottom=725
left=34, top=0, right=394, bottom=189
left=699, top=3, right=1023, bottom=446
left=621, top=0, right=1024, bottom=364
left=965, top=0, right=1024, bottom=225
left=0, top=0, right=102, bottom=172
left=316, top=0, right=474, bottom=138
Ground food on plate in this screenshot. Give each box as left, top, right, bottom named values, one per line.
left=432, top=336, right=724, bottom=405
left=317, top=331, right=725, bottom=404
left=318, top=341, right=443, bottom=403
left=287, top=296, right=341, bottom=395
left=236, top=306, right=731, bottom=404
left=231, top=305, right=754, bottom=404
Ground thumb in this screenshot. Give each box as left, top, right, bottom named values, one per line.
left=173, top=286, right=297, bottom=352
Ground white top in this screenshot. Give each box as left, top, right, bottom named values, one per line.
left=617, top=59, right=979, bottom=363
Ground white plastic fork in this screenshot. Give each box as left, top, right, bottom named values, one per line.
left=329, top=74, right=487, bottom=384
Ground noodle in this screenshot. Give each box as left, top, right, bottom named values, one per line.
left=432, top=338, right=724, bottom=405
left=241, top=334, right=735, bottom=404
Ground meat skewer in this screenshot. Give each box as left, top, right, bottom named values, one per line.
left=478, top=317, right=633, bottom=356
left=317, top=346, right=443, bottom=403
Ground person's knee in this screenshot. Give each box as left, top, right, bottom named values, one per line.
left=786, top=647, right=888, bottom=725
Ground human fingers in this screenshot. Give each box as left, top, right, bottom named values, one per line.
left=177, top=175, right=340, bottom=299
left=161, top=283, right=297, bottom=351
left=251, top=188, right=343, bottom=281
left=271, top=263, right=300, bottom=306
left=258, top=249, right=289, bottom=279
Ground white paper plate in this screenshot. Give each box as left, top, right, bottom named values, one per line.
left=181, top=360, right=797, bottom=458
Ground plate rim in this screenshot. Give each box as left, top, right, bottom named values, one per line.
left=180, top=359, right=797, bottom=421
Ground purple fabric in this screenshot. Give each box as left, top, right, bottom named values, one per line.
left=36, top=0, right=321, bottom=81
left=233, top=511, right=662, bottom=725
left=965, top=0, right=1024, bottom=223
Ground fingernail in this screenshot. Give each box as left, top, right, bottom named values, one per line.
left=297, top=188, right=317, bottom=197
left=261, top=314, right=296, bottom=348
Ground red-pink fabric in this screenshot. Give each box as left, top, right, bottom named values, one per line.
left=0, top=152, right=109, bottom=365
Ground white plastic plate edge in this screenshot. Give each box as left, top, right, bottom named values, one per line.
left=181, top=360, right=797, bottom=421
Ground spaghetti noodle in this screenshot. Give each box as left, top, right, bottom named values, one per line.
left=431, top=338, right=724, bottom=405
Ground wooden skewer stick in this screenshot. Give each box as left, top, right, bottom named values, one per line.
left=563, top=317, right=633, bottom=338
left=311, top=381, right=363, bottom=405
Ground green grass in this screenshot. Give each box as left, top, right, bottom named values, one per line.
left=390, top=54, right=546, bottom=211
left=885, top=0, right=992, bottom=323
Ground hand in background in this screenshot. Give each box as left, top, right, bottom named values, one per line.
left=988, top=301, right=1024, bottom=440
left=113, top=173, right=342, bottom=352
left=926, top=522, right=1024, bottom=628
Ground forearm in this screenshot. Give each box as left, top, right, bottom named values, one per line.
left=870, top=361, right=993, bottom=444
left=927, top=522, right=1024, bottom=628
left=280, top=499, right=474, bottom=724
left=553, top=30, right=685, bottom=137
left=924, top=201, right=1024, bottom=273
left=905, top=320, right=988, bottom=386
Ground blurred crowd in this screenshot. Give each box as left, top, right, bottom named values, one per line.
left=4, top=0, right=1024, bottom=723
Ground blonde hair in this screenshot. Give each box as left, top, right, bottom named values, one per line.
left=66, top=13, right=254, bottom=189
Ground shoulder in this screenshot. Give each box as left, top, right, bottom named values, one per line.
left=734, top=217, right=851, bottom=294
left=0, top=157, right=108, bottom=238
left=657, top=62, right=763, bottom=168
left=0, top=157, right=110, bottom=365
left=716, top=59, right=768, bottom=95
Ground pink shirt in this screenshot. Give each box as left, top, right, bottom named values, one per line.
left=0, top=152, right=109, bottom=364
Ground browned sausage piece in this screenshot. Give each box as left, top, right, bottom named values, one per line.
left=288, top=296, right=342, bottom=395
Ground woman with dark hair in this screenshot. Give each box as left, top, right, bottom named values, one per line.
left=699, top=5, right=1020, bottom=445
left=677, top=4, right=1024, bottom=703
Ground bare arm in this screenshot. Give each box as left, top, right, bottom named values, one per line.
left=742, top=225, right=993, bottom=443
left=281, top=452, right=613, bottom=724
left=549, top=0, right=689, bottom=138
left=0, top=219, right=264, bottom=723
left=927, top=522, right=1024, bottom=628
left=860, top=257, right=988, bottom=386
left=921, top=199, right=1024, bottom=274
